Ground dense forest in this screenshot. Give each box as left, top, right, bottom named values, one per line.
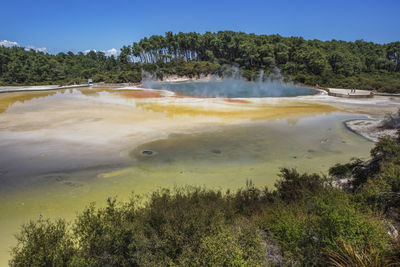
left=9, top=130, right=400, bottom=266
left=1, top=31, right=400, bottom=92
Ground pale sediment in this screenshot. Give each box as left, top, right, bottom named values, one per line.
left=344, top=119, right=398, bottom=142
left=0, top=84, right=90, bottom=93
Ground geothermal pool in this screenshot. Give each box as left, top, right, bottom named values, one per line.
left=1, top=82, right=399, bottom=264
left=146, top=79, right=316, bottom=98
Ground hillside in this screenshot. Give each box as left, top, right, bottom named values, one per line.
left=1, top=31, right=400, bottom=92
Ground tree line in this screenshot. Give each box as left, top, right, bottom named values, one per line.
left=1, top=31, right=400, bottom=92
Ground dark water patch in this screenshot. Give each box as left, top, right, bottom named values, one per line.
left=211, top=149, right=222, bottom=154
left=141, top=150, right=156, bottom=156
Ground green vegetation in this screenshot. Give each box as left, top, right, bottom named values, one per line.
left=10, top=132, right=400, bottom=266
left=0, top=47, right=141, bottom=85
left=1, top=31, right=400, bottom=92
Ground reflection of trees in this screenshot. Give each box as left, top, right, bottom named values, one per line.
left=0, top=91, right=57, bottom=114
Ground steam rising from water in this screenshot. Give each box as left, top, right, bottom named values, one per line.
left=142, top=68, right=316, bottom=98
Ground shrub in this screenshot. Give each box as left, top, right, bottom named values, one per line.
left=380, top=109, right=400, bottom=129
left=9, top=219, right=75, bottom=267
left=181, top=220, right=265, bottom=266
left=72, top=198, right=140, bottom=266
left=260, top=191, right=389, bottom=265
left=275, top=168, right=325, bottom=202
left=311, top=192, right=388, bottom=254
left=324, top=241, right=396, bottom=267
left=260, top=202, right=308, bottom=263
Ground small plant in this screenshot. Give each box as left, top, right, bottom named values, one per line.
left=324, top=241, right=398, bottom=267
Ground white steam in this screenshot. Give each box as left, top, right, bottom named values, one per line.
left=142, top=67, right=315, bottom=98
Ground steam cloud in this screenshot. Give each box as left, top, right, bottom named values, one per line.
left=142, top=67, right=316, bottom=98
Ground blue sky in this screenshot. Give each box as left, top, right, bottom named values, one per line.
left=1, top=0, right=399, bottom=54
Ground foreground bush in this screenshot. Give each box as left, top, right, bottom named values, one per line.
left=10, top=176, right=397, bottom=266
left=11, top=188, right=267, bottom=266
left=261, top=174, right=389, bottom=265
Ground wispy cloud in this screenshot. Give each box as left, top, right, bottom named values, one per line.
left=0, top=40, right=19, bottom=47
left=84, top=48, right=120, bottom=57
left=25, top=45, right=47, bottom=52
left=84, top=49, right=96, bottom=54
left=105, top=48, right=118, bottom=57
left=0, top=39, right=47, bottom=53
left=2, top=40, right=119, bottom=56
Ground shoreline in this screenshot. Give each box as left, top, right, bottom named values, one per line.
left=344, top=119, right=398, bottom=142
left=0, top=84, right=91, bottom=93
left=0, top=78, right=356, bottom=101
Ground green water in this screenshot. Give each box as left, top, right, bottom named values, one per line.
left=128, top=113, right=372, bottom=185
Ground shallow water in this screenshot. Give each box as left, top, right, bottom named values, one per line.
left=124, top=113, right=372, bottom=190
left=0, top=87, right=374, bottom=264
left=147, top=80, right=316, bottom=98
left=132, top=114, right=367, bottom=167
